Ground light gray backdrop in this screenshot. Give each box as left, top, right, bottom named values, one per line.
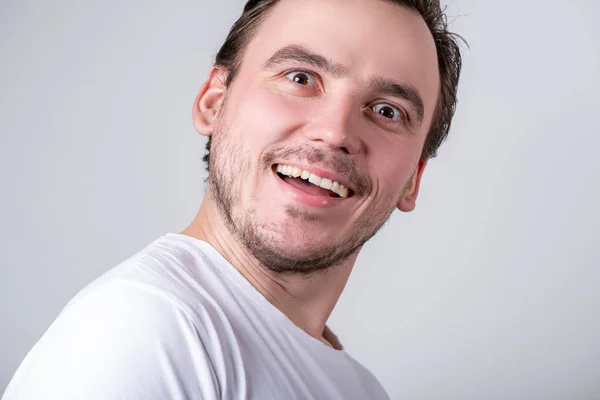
left=1, top=0, right=599, bottom=398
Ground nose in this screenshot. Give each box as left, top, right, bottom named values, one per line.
left=301, top=98, right=362, bottom=155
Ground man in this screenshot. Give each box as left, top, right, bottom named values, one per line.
left=3, top=0, right=463, bottom=398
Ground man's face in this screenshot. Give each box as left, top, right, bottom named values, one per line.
left=199, top=0, right=440, bottom=274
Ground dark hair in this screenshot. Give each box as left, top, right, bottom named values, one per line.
left=203, top=0, right=465, bottom=170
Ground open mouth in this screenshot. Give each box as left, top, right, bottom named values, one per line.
left=273, top=164, right=354, bottom=199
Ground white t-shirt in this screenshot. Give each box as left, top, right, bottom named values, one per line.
left=3, top=234, right=389, bottom=400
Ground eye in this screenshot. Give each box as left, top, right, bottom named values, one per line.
left=371, top=103, right=403, bottom=122
left=285, top=70, right=317, bottom=87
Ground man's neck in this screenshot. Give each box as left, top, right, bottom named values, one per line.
left=181, top=198, right=357, bottom=342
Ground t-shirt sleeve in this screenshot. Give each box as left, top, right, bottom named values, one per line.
left=2, top=281, right=221, bottom=400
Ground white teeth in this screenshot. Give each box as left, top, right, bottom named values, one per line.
left=308, top=173, right=322, bottom=186
left=276, top=164, right=350, bottom=198
left=331, top=181, right=339, bottom=193
left=339, top=186, right=349, bottom=198
left=335, top=184, right=349, bottom=198
left=319, top=178, right=332, bottom=190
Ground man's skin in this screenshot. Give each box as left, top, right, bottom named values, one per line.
left=183, top=0, right=439, bottom=346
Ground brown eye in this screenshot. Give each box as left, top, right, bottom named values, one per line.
left=293, top=73, right=309, bottom=85
left=285, top=71, right=316, bottom=87
left=372, top=103, right=402, bottom=121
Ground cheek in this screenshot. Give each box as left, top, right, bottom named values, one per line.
left=228, top=85, right=310, bottom=146
left=368, top=140, right=421, bottom=197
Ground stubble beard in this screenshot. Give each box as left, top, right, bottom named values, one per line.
left=208, top=115, right=410, bottom=276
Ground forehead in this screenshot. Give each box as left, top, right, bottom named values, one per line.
left=241, top=0, right=440, bottom=121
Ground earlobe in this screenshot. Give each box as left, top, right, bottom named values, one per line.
left=192, top=67, right=228, bottom=137
left=397, top=160, right=428, bottom=212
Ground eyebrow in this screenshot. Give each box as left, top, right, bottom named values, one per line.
left=262, top=44, right=425, bottom=124
left=262, top=44, right=349, bottom=77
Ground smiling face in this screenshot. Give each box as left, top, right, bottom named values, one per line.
left=194, top=0, right=440, bottom=274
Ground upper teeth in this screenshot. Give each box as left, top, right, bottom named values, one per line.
left=276, top=164, right=350, bottom=198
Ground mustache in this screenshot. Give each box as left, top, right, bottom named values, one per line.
left=262, top=143, right=371, bottom=196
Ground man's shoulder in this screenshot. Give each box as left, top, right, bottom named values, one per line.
left=3, top=281, right=221, bottom=399
left=53, top=237, right=221, bottom=355
left=2, top=236, right=230, bottom=399
left=70, top=233, right=227, bottom=320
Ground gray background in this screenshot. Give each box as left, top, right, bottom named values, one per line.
left=1, top=0, right=599, bottom=398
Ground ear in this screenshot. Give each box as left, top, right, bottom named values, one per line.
left=397, top=160, right=428, bottom=212
left=192, top=67, right=228, bottom=137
